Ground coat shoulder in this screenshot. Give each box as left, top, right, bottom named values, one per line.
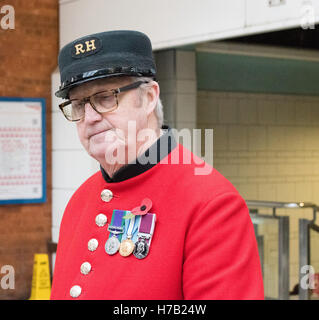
left=170, top=143, right=242, bottom=201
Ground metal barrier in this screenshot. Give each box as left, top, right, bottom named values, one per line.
left=246, top=200, right=319, bottom=300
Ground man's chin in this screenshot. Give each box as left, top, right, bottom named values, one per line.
left=87, top=144, right=107, bottom=162
left=88, top=144, right=128, bottom=166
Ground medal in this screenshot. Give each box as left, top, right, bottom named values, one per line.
left=119, top=239, right=135, bottom=257
left=105, top=235, right=120, bottom=255
left=105, top=210, right=125, bottom=255
left=119, top=214, right=140, bottom=257
left=133, top=238, right=149, bottom=259
left=133, top=213, right=156, bottom=259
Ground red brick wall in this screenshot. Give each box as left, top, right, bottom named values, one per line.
left=0, top=0, right=58, bottom=299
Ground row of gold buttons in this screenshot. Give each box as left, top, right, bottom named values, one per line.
left=69, top=189, right=113, bottom=298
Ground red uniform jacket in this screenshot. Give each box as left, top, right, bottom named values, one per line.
left=51, top=138, right=264, bottom=300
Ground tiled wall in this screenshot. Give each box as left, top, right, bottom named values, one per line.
left=155, top=50, right=197, bottom=130
left=197, top=90, right=319, bottom=297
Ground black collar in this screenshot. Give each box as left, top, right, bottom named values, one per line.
left=100, top=125, right=177, bottom=183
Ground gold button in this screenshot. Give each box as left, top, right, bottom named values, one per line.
left=100, top=189, right=113, bottom=202
left=80, top=262, right=92, bottom=275
left=70, top=285, right=82, bottom=298
left=88, top=238, right=98, bottom=251
left=95, top=214, right=107, bottom=227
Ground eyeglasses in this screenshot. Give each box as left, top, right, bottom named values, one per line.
left=59, top=80, right=149, bottom=122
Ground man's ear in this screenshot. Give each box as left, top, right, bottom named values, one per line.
left=143, top=81, right=160, bottom=116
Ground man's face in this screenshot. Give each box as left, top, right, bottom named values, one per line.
left=69, top=76, right=150, bottom=166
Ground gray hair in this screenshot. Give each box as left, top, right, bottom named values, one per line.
left=132, top=76, right=164, bottom=129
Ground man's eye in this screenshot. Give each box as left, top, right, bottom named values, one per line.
left=72, top=101, right=85, bottom=108
left=94, top=95, right=114, bottom=106
left=99, top=95, right=113, bottom=101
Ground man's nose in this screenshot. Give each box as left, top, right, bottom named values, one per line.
left=83, top=101, right=102, bottom=123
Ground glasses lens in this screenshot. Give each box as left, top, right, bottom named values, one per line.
left=91, top=92, right=117, bottom=112
left=61, top=91, right=117, bottom=121
left=61, top=100, right=84, bottom=121
left=69, top=100, right=85, bottom=120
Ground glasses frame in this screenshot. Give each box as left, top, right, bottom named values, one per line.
left=59, top=80, right=150, bottom=122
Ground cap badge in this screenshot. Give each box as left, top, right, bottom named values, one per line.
left=71, top=37, right=102, bottom=58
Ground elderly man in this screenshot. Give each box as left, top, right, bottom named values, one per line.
left=50, top=30, right=264, bottom=300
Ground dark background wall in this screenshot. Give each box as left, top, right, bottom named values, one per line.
left=0, top=0, right=58, bottom=299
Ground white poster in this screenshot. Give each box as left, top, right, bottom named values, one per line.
left=0, top=98, right=46, bottom=204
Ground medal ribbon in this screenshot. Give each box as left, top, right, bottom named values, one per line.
left=122, top=214, right=141, bottom=243
left=137, top=213, right=156, bottom=246
left=108, top=210, right=126, bottom=242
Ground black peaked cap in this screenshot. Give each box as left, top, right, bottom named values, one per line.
left=55, top=30, right=157, bottom=99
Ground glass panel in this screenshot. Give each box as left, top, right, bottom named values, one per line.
left=250, top=215, right=279, bottom=299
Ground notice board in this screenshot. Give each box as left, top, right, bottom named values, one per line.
left=0, top=97, right=46, bottom=204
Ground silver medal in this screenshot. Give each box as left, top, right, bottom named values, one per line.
left=105, top=224, right=123, bottom=255
left=133, top=239, right=149, bottom=259
left=105, top=236, right=120, bottom=255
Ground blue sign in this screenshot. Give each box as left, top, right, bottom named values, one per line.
left=0, top=97, right=46, bottom=204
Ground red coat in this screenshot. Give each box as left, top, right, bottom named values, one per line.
left=51, top=142, right=264, bottom=300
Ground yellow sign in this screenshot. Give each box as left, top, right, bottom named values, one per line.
left=29, top=254, right=51, bottom=300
